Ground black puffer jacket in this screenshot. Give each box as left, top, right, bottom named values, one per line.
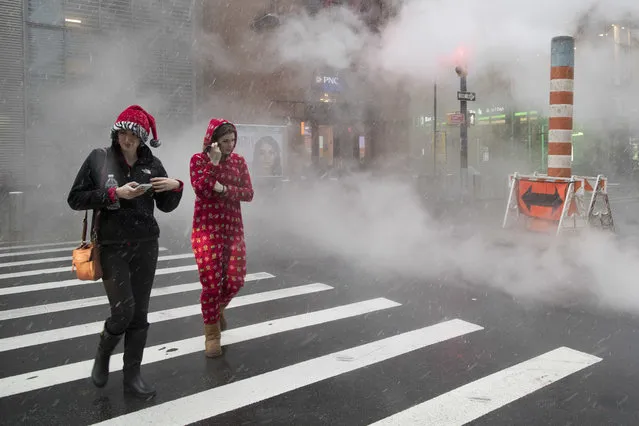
left=67, top=144, right=182, bottom=245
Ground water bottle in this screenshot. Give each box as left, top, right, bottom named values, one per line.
left=105, top=174, right=120, bottom=210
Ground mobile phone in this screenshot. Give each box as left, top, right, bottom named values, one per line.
left=137, top=183, right=153, bottom=191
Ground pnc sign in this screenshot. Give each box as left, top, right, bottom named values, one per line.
left=316, top=76, right=339, bottom=85
left=314, top=75, right=342, bottom=93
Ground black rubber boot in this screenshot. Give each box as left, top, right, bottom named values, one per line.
left=122, top=326, right=156, bottom=399
left=91, top=324, right=123, bottom=388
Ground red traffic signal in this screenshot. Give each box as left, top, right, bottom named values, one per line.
left=452, top=45, right=469, bottom=76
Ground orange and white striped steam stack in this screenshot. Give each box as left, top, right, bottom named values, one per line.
left=548, top=36, right=575, bottom=178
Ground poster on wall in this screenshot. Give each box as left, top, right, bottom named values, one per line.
left=234, top=124, right=287, bottom=178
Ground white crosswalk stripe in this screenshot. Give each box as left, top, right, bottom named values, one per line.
left=0, top=246, right=168, bottom=259
left=0, top=252, right=189, bottom=279
left=0, top=248, right=175, bottom=268
left=0, top=247, right=604, bottom=425
left=0, top=272, right=275, bottom=320
left=0, top=283, right=333, bottom=352
left=368, top=347, right=602, bottom=426
left=0, top=262, right=201, bottom=296
left=0, top=298, right=400, bottom=398
left=0, top=241, right=77, bottom=251
left=92, top=319, right=481, bottom=426
left=0, top=255, right=76, bottom=267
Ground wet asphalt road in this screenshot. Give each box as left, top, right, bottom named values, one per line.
left=1, top=182, right=639, bottom=425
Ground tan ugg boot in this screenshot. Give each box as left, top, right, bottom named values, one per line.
left=204, top=323, right=222, bottom=358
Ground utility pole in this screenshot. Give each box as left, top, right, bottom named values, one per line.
left=455, top=66, right=475, bottom=195
left=433, top=80, right=437, bottom=176
left=459, top=71, right=468, bottom=191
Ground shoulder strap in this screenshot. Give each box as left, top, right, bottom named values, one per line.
left=89, top=148, right=110, bottom=243
left=81, top=211, right=89, bottom=243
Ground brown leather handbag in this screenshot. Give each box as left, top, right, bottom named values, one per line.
left=71, top=210, right=102, bottom=281
left=71, top=148, right=108, bottom=281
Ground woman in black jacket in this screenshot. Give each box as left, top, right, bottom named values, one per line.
left=67, top=105, right=183, bottom=399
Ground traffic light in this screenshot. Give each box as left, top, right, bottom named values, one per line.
left=454, top=45, right=469, bottom=77
left=455, top=66, right=467, bottom=77
left=455, top=46, right=466, bottom=61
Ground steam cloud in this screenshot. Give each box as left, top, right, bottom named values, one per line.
left=253, top=0, right=639, bottom=316
left=23, top=0, right=639, bottom=317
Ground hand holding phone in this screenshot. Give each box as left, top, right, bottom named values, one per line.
left=208, top=143, right=222, bottom=165
left=137, top=183, right=153, bottom=192
left=116, top=182, right=147, bottom=199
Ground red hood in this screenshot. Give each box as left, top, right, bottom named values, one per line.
left=203, top=118, right=237, bottom=152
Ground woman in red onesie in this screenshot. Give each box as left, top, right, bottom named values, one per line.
left=189, top=118, right=254, bottom=358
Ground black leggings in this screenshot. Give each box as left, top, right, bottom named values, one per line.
left=100, top=240, right=159, bottom=335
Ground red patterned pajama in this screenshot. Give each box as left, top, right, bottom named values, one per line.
left=189, top=151, right=254, bottom=325
left=193, top=234, right=247, bottom=324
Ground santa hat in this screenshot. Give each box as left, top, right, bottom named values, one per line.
left=111, top=105, right=161, bottom=148
left=203, top=118, right=236, bottom=147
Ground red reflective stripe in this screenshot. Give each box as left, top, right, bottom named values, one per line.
left=550, top=66, right=574, bottom=79
left=548, top=143, right=572, bottom=156
left=547, top=167, right=572, bottom=178
left=549, top=117, right=573, bottom=130
left=550, top=92, right=574, bottom=105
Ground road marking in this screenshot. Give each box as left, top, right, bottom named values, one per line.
left=0, top=246, right=91, bottom=258
left=0, top=283, right=332, bottom=352
left=0, top=253, right=192, bottom=280
left=0, top=251, right=188, bottom=269
left=0, top=297, right=402, bottom=398
left=369, top=346, right=602, bottom=426
left=0, top=272, right=275, bottom=321
left=0, top=241, right=76, bottom=250
left=91, top=319, right=482, bottom=426
left=0, top=246, right=168, bottom=259
left=0, top=265, right=200, bottom=296
left=0, top=255, right=81, bottom=268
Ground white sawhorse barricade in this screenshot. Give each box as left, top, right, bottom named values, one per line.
left=503, top=172, right=615, bottom=236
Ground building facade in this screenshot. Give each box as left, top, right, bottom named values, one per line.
left=0, top=0, right=196, bottom=240
left=0, top=0, right=196, bottom=192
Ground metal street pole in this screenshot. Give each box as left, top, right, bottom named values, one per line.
left=433, top=80, right=438, bottom=176
left=455, top=63, right=474, bottom=197
left=460, top=74, right=468, bottom=193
